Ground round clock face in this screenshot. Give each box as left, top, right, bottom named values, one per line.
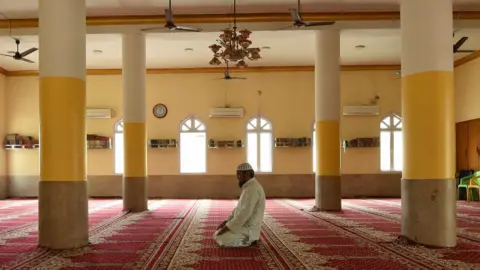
left=153, top=103, right=168, bottom=118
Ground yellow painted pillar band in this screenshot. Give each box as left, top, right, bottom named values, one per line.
left=402, top=71, right=455, bottom=179
left=39, top=77, right=86, bottom=181
left=315, top=121, right=340, bottom=176
left=123, top=122, right=147, bottom=177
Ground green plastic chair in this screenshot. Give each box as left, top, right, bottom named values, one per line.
left=458, top=171, right=480, bottom=200
left=467, top=176, right=480, bottom=202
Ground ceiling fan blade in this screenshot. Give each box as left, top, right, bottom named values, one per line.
left=0, top=53, right=13, bottom=57
left=278, top=25, right=295, bottom=30
left=230, top=77, right=247, bottom=80
left=173, top=25, right=202, bottom=32
left=453, top=36, right=469, bottom=52
left=289, top=8, right=303, bottom=23
left=304, top=21, right=336, bottom=27
left=20, top=47, right=38, bottom=57
left=141, top=27, right=169, bottom=32
left=7, top=51, right=16, bottom=54
left=456, top=49, right=475, bottom=53
left=21, top=58, right=35, bottom=63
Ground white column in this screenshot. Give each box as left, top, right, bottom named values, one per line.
left=313, top=29, right=342, bottom=211
left=122, top=33, right=148, bottom=212
left=400, top=0, right=456, bottom=247
left=38, top=0, right=88, bottom=249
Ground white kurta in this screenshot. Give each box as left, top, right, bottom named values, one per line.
left=214, top=178, right=266, bottom=247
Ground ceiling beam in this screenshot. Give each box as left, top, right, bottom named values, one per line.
left=4, top=65, right=401, bottom=77
left=1, top=11, right=480, bottom=29
left=454, top=50, right=480, bottom=67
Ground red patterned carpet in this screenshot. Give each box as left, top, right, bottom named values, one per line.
left=0, top=199, right=479, bottom=269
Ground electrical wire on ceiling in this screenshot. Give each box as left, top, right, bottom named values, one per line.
left=0, top=11, right=14, bottom=38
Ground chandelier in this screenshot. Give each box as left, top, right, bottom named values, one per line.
left=208, top=0, right=261, bottom=68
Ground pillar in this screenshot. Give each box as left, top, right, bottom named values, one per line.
left=401, top=0, right=456, bottom=247
left=313, top=29, right=342, bottom=211
left=122, top=33, right=148, bottom=212
left=38, top=0, right=88, bottom=249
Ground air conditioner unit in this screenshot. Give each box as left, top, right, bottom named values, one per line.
left=86, top=108, right=113, bottom=119
left=342, top=105, right=380, bottom=116
left=209, top=107, right=244, bottom=118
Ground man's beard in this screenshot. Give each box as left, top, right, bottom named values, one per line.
left=238, top=180, right=246, bottom=188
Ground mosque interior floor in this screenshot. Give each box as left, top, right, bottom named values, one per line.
left=0, top=198, right=479, bottom=269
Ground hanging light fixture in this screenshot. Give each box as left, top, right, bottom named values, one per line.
left=208, top=0, right=261, bottom=68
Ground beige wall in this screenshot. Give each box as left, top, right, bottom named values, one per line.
left=455, top=57, right=480, bottom=123
left=0, top=74, right=6, bottom=198
left=5, top=70, right=403, bottom=198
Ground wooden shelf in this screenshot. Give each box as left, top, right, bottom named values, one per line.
left=149, top=139, right=178, bottom=148
left=4, top=134, right=39, bottom=150
left=87, top=139, right=112, bottom=149
left=274, top=137, right=311, bottom=148
left=208, top=139, right=244, bottom=149
left=5, top=144, right=39, bottom=149
left=343, top=137, right=380, bottom=148
left=87, top=134, right=112, bottom=149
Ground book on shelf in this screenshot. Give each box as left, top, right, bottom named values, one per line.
left=274, top=137, right=311, bottom=147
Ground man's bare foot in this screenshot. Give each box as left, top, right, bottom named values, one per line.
left=305, top=205, right=320, bottom=212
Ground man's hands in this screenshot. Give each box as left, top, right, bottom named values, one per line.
left=216, top=220, right=230, bottom=236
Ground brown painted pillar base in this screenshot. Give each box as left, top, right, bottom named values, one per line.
left=0, top=176, right=7, bottom=199
left=313, top=175, right=342, bottom=211
left=123, top=177, right=148, bottom=212
left=38, top=181, right=89, bottom=249
left=401, top=178, right=457, bottom=247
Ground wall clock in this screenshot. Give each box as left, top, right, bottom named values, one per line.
left=153, top=103, right=168, bottom=119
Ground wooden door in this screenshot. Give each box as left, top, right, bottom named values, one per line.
left=467, top=120, right=480, bottom=171
left=456, top=122, right=469, bottom=171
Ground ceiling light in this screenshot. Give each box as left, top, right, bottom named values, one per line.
left=261, top=46, right=271, bottom=50
left=355, top=45, right=366, bottom=50
left=208, top=1, right=261, bottom=68
left=92, top=49, right=103, bottom=54
left=184, top=48, right=194, bottom=52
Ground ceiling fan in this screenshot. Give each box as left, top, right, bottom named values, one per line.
left=453, top=32, right=475, bottom=53
left=141, top=0, right=202, bottom=32
left=216, top=62, right=246, bottom=80
left=0, top=38, right=37, bottom=63
left=284, top=0, right=335, bottom=29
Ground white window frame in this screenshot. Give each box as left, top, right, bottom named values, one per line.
left=380, top=113, right=402, bottom=172
left=114, top=120, right=124, bottom=175
left=246, top=116, right=273, bottom=173
left=179, top=116, right=207, bottom=174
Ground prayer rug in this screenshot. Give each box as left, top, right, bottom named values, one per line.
left=288, top=198, right=480, bottom=269
left=1, top=199, right=479, bottom=269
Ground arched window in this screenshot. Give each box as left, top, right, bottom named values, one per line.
left=380, top=114, right=403, bottom=171
left=312, top=123, right=316, bottom=173
left=114, top=120, right=124, bottom=174
left=180, top=116, right=207, bottom=173
left=246, top=117, right=273, bottom=172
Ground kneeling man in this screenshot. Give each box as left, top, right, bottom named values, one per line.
left=214, top=162, right=266, bottom=247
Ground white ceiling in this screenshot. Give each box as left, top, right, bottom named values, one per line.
left=0, top=0, right=479, bottom=19
left=0, top=28, right=477, bottom=71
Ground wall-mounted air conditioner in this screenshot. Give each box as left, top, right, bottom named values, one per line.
left=86, top=108, right=114, bottom=119
left=209, top=107, right=244, bottom=118
left=342, top=105, right=380, bottom=116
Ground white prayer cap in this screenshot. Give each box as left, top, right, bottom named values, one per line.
left=237, top=162, right=253, bottom=171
